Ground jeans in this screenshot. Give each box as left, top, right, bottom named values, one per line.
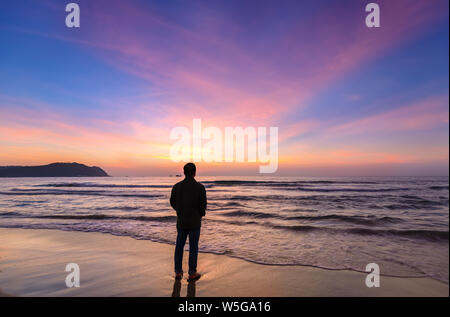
left=174, top=227, right=200, bottom=275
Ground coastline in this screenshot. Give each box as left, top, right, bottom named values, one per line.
left=0, top=228, right=448, bottom=297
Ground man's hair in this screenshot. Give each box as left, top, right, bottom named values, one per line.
left=183, top=163, right=196, bottom=177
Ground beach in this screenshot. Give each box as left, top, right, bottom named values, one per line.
left=1, top=176, right=448, bottom=283
left=1, top=0, right=449, bottom=301
left=0, top=228, right=447, bottom=297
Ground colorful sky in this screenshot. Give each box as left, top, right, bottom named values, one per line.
left=0, top=0, right=448, bottom=176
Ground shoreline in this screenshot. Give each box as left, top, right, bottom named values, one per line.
left=0, top=227, right=448, bottom=297
left=0, top=226, right=443, bottom=281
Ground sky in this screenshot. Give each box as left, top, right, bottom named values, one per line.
left=0, top=0, right=448, bottom=176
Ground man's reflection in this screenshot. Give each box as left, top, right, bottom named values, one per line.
left=171, top=279, right=197, bottom=297
left=187, top=281, right=196, bottom=297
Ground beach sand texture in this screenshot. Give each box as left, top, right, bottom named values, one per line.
left=0, top=228, right=447, bottom=297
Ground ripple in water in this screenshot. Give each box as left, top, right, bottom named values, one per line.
left=0, top=176, right=448, bottom=283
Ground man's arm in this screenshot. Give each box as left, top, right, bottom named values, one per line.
left=170, top=185, right=177, bottom=211
left=199, top=185, right=207, bottom=217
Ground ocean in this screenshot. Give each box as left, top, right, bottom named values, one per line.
left=0, top=176, right=448, bottom=283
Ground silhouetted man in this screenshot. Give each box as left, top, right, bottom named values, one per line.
left=170, top=163, right=206, bottom=282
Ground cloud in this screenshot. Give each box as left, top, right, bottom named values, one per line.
left=329, top=95, right=449, bottom=135
left=24, top=0, right=445, bottom=126
left=1, top=0, right=448, bottom=175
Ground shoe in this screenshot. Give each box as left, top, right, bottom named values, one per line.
left=175, top=272, right=183, bottom=280
left=187, top=272, right=201, bottom=282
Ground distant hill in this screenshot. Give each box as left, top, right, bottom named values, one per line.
left=0, top=163, right=109, bottom=177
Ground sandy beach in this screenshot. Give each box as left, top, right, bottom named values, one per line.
left=0, top=228, right=447, bottom=297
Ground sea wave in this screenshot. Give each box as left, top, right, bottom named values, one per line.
left=221, top=210, right=403, bottom=225
left=203, top=180, right=379, bottom=185
left=0, top=176, right=448, bottom=283
left=270, top=224, right=449, bottom=242
left=0, top=189, right=164, bottom=199
left=286, top=187, right=412, bottom=192
left=33, top=182, right=172, bottom=189
left=2, top=211, right=446, bottom=242
left=0, top=212, right=176, bottom=222
left=429, top=186, right=449, bottom=190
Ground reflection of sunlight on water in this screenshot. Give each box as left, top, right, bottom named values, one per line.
left=0, top=176, right=448, bottom=283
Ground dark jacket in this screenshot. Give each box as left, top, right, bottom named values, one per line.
left=170, top=177, right=207, bottom=230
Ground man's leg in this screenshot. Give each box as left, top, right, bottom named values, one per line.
left=174, top=228, right=188, bottom=274
left=188, top=228, right=201, bottom=275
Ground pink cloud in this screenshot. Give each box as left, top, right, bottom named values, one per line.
left=8, top=0, right=447, bottom=129
left=1, top=0, right=448, bottom=175
left=329, top=95, right=449, bottom=135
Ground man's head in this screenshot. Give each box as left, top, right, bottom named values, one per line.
left=183, top=162, right=196, bottom=178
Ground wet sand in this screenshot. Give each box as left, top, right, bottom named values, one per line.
left=0, top=228, right=447, bottom=297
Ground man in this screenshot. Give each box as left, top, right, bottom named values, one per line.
left=170, top=162, right=207, bottom=282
